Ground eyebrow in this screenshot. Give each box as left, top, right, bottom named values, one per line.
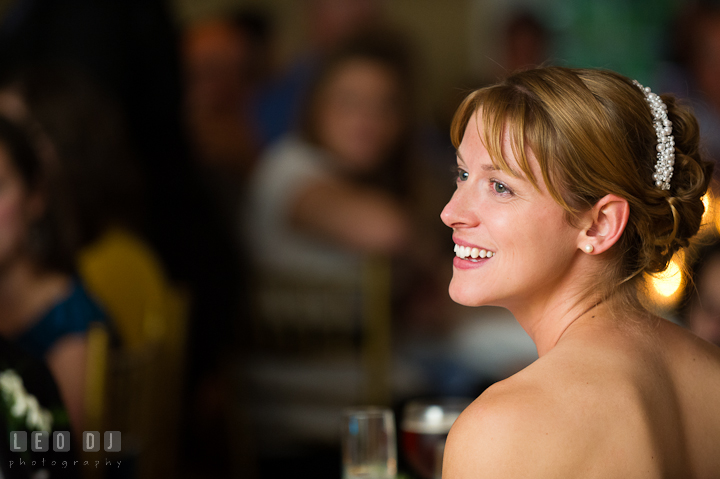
left=456, top=150, right=493, bottom=166
left=456, top=150, right=522, bottom=176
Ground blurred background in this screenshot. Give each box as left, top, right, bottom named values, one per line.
left=0, top=0, right=718, bottom=478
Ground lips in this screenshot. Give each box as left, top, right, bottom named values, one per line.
left=451, top=239, right=496, bottom=270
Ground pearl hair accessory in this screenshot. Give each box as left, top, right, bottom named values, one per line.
left=583, top=244, right=594, bottom=254
left=632, top=80, right=675, bottom=191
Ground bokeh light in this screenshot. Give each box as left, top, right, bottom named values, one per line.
left=646, top=252, right=685, bottom=312
left=651, top=256, right=683, bottom=298
left=698, top=191, right=717, bottom=236
left=712, top=192, right=720, bottom=236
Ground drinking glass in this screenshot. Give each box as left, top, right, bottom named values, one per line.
left=400, top=397, right=472, bottom=479
left=342, top=407, right=397, bottom=479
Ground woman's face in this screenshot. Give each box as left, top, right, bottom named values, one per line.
left=440, top=112, right=582, bottom=309
left=0, top=143, right=38, bottom=268
left=183, top=21, right=250, bottom=113
left=316, top=58, right=404, bottom=173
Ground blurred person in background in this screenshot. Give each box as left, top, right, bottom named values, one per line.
left=253, top=0, right=385, bottom=145
left=685, top=3, right=720, bottom=166
left=182, top=10, right=272, bottom=177
left=0, top=68, right=204, bottom=476
left=0, top=336, right=78, bottom=479
left=433, top=10, right=551, bottom=168
left=243, top=29, right=450, bottom=477
left=0, top=0, right=244, bottom=422
left=0, top=114, right=106, bottom=434
left=682, top=239, right=720, bottom=346
left=246, top=29, right=450, bottom=317
left=182, top=9, right=273, bottom=229
left=247, top=31, right=413, bottom=278
left=0, top=66, right=172, bottom=354
left=660, top=0, right=720, bottom=168
left=501, top=10, right=550, bottom=74
left=0, top=3, right=245, bottom=473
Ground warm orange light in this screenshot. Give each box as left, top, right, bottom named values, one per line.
left=702, top=192, right=711, bottom=224
left=651, top=257, right=683, bottom=298
left=698, top=191, right=719, bottom=236
left=644, top=251, right=686, bottom=313
left=711, top=191, right=720, bottom=235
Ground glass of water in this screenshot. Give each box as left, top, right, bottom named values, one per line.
left=342, top=407, right=397, bottom=479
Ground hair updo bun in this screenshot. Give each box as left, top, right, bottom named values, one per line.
left=637, top=93, right=711, bottom=274
left=450, top=66, right=713, bottom=302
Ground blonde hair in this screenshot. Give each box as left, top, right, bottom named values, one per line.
left=451, top=67, right=712, bottom=303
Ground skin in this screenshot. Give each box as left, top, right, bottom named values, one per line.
left=0, top=143, right=85, bottom=434
left=694, top=15, right=720, bottom=114
left=316, top=59, right=404, bottom=175
left=182, top=20, right=259, bottom=174
left=290, top=59, right=410, bottom=254
left=440, top=112, right=720, bottom=478
left=307, top=0, right=382, bottom=51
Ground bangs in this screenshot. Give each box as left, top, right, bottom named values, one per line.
left=450, top=85, right=573, bottom=213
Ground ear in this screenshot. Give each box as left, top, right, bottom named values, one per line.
left=578, top=194, right=629, bottom=255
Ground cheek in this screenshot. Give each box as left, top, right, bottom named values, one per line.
left=375, top=113, right=402, bottom=145
left=0, top=193, right=30, bottom=239
left=490, top=204, right=574, bottom=276
left=319, top=103, right=352, bottom=147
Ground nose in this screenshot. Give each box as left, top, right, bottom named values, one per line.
left=441, top=188, right=478, bottom=229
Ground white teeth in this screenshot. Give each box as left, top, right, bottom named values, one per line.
left=454, top=244, right=495, bottom=260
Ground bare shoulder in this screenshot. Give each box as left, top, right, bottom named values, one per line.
left=661, top=318, right=720, bottom=368
left=443, top=365, right=594, bottom=479
left=442, top=320, right=720, bottom=478
left=442, top=343, right=663, bottom=479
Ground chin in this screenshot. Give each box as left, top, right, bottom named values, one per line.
left=347, top=154, right=383, bottom=173
left=448, top=279, right=490, bottom=307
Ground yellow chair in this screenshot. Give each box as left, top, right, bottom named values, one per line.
left=78, top=227, right=174, bottom=348
left=80, top=227, right=189, bottom=478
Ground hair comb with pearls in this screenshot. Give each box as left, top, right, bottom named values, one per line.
left=632, top=80, right=675, bottom=191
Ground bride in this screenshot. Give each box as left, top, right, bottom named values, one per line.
left=441, top=66, right=720, bottom=477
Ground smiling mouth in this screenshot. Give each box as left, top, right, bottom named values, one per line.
left=454, top=244, right=495, bottom=261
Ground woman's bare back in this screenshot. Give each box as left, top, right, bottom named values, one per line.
left=444, top=316, right=720, bottom=478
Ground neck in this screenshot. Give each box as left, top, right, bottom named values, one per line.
left=0, top=256, right=70, bottom=334
left=512, top=299, right=604, bottom=357
left=0, top=257, right=41, bottom=303
left=504, top=257, right=608, bottom=356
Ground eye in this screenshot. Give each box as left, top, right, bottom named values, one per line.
left=491, top=179, right=512, bottom=195
left=455, top=168, right=469, bottom=182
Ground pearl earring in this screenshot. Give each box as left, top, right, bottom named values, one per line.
left=583, top=244, right=594, bottom=254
